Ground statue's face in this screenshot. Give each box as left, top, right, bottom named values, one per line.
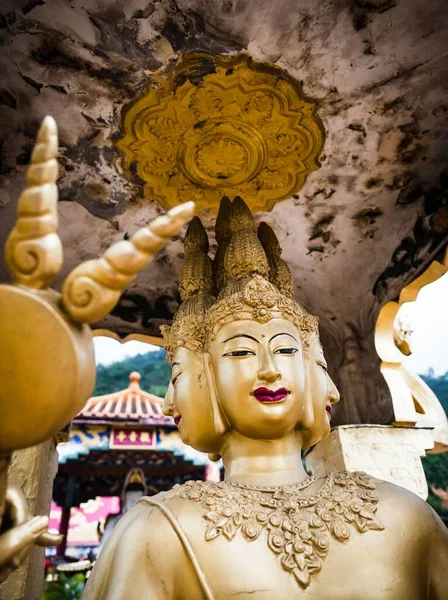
left=207, top=318, right=306, bottom=440
left=162, top=346, right=219, bottom=453
left=302, top=336, right=340, bottom=448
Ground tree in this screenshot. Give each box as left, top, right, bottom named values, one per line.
left=420, top=371, right=448, bottom=515
left=93, top=349, right=170, bottom=398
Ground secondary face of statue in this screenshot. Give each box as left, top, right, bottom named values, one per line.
left=164, top=346, right=220, bottom=454
left=303, top=335, right=340, bottom=447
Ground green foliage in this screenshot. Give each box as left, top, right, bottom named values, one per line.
left=420, top=371, right=448, bottom=516
left=93, top=349, right=170, bottom=398
left=421, top=370, right=448, bottom=414
left=42, top=574, right=86, bottom=600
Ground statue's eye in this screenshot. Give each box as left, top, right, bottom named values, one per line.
left=171, top=372, right=181, bottom=385
left=275, top=348, right=298, bottom=354
left=317, top=362, right=328, bottom=372
left=224, top=350, right=255, bottom=357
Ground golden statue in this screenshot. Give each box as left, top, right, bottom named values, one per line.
left=0, top=117, right=194, bottom=581
left=83, top=197, right=448, bottom=599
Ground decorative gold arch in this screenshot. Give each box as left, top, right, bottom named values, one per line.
left=92, top=329, right=164, bottom=348
left=375, top=249, right=448, bottom=452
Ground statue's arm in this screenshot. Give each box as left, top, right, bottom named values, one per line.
left=428, top=506, right=448, bottom=600
left=82, top=501, right=202, bottom=600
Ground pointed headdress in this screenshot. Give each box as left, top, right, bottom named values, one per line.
left=162, top=197, right=318, bottom=360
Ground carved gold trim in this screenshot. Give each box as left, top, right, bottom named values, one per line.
left=117, top=53, right=324, bottom=213
left=92, top=329, right=164, bottom=348
left=375, top=250, right=448, bottom=435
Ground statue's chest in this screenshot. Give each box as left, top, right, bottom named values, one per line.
left=190, top=535, right=418, bottom=600
left=169, top=472, right=386, bottom=593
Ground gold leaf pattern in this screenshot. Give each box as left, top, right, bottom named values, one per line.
left=189, top=87, right=223, bottom=118
left=169, top=471, right=384, bottom=589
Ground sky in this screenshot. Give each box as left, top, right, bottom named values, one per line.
left=93, top=273, right=448, bottom=376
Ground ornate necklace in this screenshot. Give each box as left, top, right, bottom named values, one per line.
left=169, top=471, right=384, bottom=589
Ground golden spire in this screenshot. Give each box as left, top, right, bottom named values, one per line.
left=5, top=116, right=63, bottom=289
left=258, top=222, right=294, bottom=298
left=222, top=196, right=269, bottom=290
left=179, top=216, right=214, bottom=301
left=213, top=196, right=232, bottom=292
left=161, top=216, right=215, bottom=362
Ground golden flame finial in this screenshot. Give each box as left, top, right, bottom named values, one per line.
left=214, top=196, right=232, bottom=291
left=5, top=116, right=63, bottom=289
left=161, top=216, right=215, bottom=362
left=222, top=196, right=269, bottom=285
left=258, top=222, right=294, bottom=298
left=179, top=216, right=214, bottom=301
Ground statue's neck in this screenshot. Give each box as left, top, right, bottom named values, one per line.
left=221, top=431, right=308, bottom=487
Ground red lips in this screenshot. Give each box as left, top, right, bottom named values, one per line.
left=326, top=405, right=332, bottom=416
left=253, top=387, right=289, bottom=403
left=174, top=415, right=182, bottom=426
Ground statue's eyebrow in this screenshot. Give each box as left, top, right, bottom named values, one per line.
left=171, top=361, right=181, bottom=371
left=222, top=334, right=259, bottom=343
left=269, top=332, right=298, bottom=343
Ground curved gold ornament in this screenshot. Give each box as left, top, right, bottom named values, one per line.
left=5, top=116, right=63, bottom=289
left=117, top=54, right=324, bottom=213
left=61, top=201, right=195, bottom=323
left=375, top=249, right=448, bottom=437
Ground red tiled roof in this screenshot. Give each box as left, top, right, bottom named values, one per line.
left=78, top=372, right=171, bottom=424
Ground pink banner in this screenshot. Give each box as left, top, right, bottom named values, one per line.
left=49, top=497, right=120, bottom=546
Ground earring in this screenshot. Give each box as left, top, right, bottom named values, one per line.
left=202, top=352, right=229, bottom=437
left=299, top=357, right=315, bottom=433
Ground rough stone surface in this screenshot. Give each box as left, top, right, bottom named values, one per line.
left=0, top=440, right=58, bottom=600
left=0, top=0, right=447, bottom=425
left=307, top=424, right=434, bottom=499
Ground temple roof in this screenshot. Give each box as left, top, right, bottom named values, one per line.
left=77, top=372, right=171, bottom=425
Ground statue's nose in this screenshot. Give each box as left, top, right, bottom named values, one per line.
left=327, top=376, right=340, bottom=405
left=257, top=349, right=281, bottom=382
left=162, top=385, right=175, bottom=416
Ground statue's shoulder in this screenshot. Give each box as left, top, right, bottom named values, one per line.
left=372, top=475, right=440, bottom=531
left=110, top=494, right=179, bottom=542
left=138, top=480, right=215, bottom=516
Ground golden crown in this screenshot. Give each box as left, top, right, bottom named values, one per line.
left=162, top=197, right=318, bottom=362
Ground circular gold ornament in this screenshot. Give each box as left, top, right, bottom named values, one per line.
left=117, top=54, right=324, bottom=213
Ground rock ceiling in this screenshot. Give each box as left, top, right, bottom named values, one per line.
left=0, top=0, right=447, bottom=424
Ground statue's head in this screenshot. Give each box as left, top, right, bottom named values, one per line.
left=301, top=332, right=340, bottom=447
left=162, top=197, right=340, bottom=455
left=161, top=216, right=220, bottom=454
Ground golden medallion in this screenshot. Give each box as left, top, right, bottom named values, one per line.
left=117, top=54, right=324, bottom=213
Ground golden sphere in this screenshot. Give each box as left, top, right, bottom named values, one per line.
left=0, top=285, right=95, bottom=451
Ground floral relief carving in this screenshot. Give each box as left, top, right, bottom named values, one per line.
left=117, top=53, right=324, bottom=213
left=169, top=471, right=384, bottom=589
left=197, top=139, right=246, bottom=178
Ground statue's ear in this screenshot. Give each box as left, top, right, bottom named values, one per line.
left=202, top=352, right=230, bottom=437
left=300, top=352, right=315, bottom=435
